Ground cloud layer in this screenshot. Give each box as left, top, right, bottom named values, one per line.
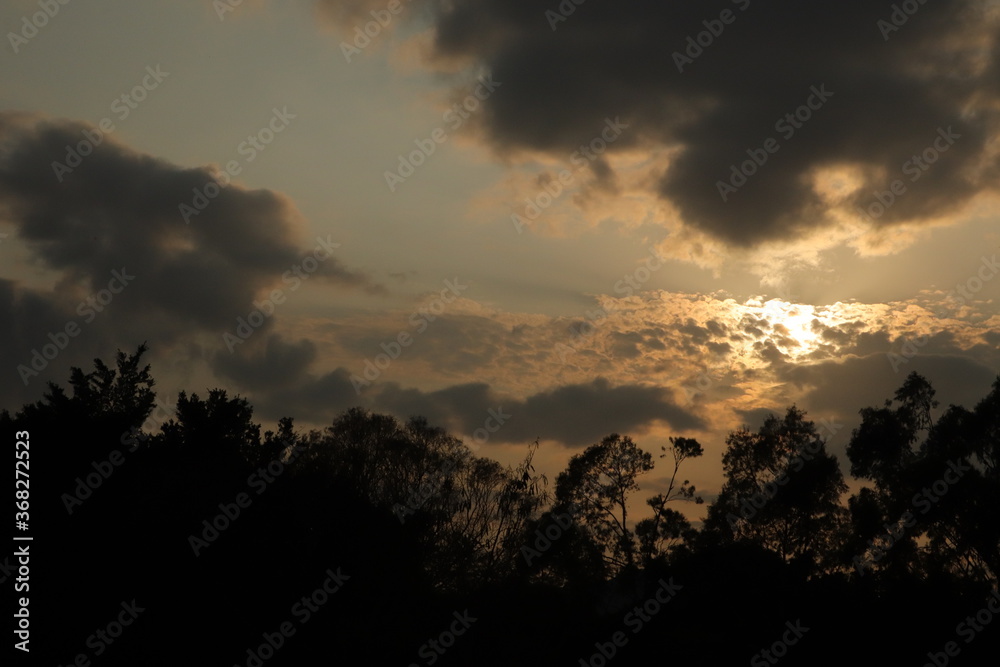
left=0, top=112, right=378, bottom=407
left=319, top=0, right=1000, bottom=247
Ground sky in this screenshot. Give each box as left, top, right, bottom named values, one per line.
left=2, top=0, right=999, bottom=523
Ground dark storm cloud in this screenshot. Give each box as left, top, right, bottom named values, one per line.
left=234, top=353, right=705, bottom=446
left=213, top=334, right=318, bottom=390
left=319, top=0, right=1000, bottom=246
left=0, top=278, right=93, bottom=408
left=504, top=377, right=705, bottom=446
left=779, top=352, right=999, bottom=422
left=0, top=112, right=380, bottom=407
left=0, top=113, right=378, bottom=329
left=377, top=376, right=706, bottom=447
left=251, top=366, right=364, bottom=422
left=0, top=273, right=185, bottom=409
left=733, top=407, right=777, bottom=431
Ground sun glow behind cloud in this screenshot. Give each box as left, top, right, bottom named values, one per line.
left=663, top=295, right=887, bottom=377
left=747, top=299, right=826, bottom=360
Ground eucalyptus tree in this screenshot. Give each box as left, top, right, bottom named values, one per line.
left=704, top=406, right=848, bottom=574
left=555, top=433, right=654, bottom=574
left=636, top=436, right=705, bottom=564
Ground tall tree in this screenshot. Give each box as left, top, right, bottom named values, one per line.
left=554, top=433, right=654, bottom=574
left=159, top=388, right=261, bottom=462
left=847, top=371, right=938, bottom=490
left=846, top=373, right=999, bottom=586
left=704, top=406, right=847, bottom=573
left=298, top=408, right=548, bottom=589
left=636, top=437, right=704, bottom=564
left=8, top=344, right=157, bottom=473
left=430, top=440, right=549, bottom=588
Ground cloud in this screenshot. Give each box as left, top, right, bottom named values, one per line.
left=0, top=112, right=380, bottom=407
left=223, top=340, right=705, bottom=445
left=375, top=376, right=705, bottom=446
left=777, top=351, right=999, bottom=428
left=213, top=334, right=318, bottom=390
left=314, top=0, right=1000, bottom=249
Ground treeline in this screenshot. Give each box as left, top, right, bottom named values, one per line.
left=4, top=345, right=998, bottom=665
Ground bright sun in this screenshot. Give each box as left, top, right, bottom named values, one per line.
left=761, top=299, right=822, bottom=355
left=725, top=298, right=833, bottom=366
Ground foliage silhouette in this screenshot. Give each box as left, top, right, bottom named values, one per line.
left=5, top=347, right=998, bottom=665
left=703, top=406, right=849, bottom=576
left=636, top=436, right=704, bottom=566
left=554, top=433, right=654, bottom=575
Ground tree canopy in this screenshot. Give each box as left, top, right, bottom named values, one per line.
left=7, top=348, right=998, bottom=665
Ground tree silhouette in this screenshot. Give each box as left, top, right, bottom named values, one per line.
left=636, top=437, right=704, bottom=564
left=159, top=388, right=262, bottom=462
left=846, top=372, right=998, bottom=585
left=847, top=371, right=938, bottom=489
left=440, top=439, right=549, bottom=586
left=554, top=433, right=654, bottom=574
left=704, top=406, right=847, bottom=574
left=6, top=346, right=1000, bottom=665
